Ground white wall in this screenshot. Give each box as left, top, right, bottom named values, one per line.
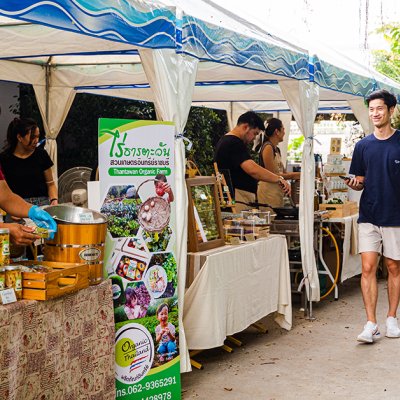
left=288, top=120, right=356, bottom=162
left=0, top=81, right=19, bottom=150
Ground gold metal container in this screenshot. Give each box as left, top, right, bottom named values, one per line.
left=43, top=205, right=107, bottom=285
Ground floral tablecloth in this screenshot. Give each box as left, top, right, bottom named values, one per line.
left=0, top=280, right=115, bottom=400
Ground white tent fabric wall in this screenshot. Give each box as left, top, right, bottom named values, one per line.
left=279, top=80, right=320, bottom=301
left=33, top=85, right=76, bottom=180
left=139, top=48, right=199, bottom=372
left=348, top=98, right=375, bottom=135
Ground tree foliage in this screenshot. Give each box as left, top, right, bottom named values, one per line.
left=373, top=24, right=400, bottom=129
left=17, top=84, right=228, bottom=176
left=184, top=106, right=227, bottom=175
left=373, top=24, right=400, bottom=83
left=57, top=93, right=156, bottom=174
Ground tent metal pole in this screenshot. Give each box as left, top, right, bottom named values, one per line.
left=45, top=56, right=53, bottom=122
left=305, top=278, right=316, bottom=321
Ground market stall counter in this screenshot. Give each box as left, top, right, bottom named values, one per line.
left=0, top=280, right=115, bottom=399
left=183, top=235, right=291, bottom=350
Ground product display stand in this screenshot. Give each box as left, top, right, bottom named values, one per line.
left=189, top=343, right=234, bottom=370
left=226, top=335, right=243, bottom=347
left=213, top=162, right=237, bottom=213
left=251, top=322, right=269, bottom=334
left=189, top=351, right=204, bottom=370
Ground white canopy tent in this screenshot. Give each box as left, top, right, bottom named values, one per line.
left=0, top=0, right=400, bottom=372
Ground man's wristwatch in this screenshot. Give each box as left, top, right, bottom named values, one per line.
left=277, top=175, right=284, bottom=184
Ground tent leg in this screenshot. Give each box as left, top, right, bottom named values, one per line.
left=305, top=280, right=316, bottom=321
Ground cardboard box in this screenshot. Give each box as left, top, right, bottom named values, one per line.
left=350, top=203, right=359, bottom=216
left=319, top=201, right=357, bottom=219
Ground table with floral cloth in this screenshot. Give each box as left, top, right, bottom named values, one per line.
left=0, top=280, right=115, bottom=400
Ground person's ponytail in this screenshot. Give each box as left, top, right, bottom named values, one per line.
left=264, top=118, right=283, bottom=137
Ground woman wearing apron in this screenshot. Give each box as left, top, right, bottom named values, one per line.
left=256, top=118, right=300, bottom=211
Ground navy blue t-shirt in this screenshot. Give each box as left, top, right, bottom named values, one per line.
left=349, top=130, right=400, bottom=226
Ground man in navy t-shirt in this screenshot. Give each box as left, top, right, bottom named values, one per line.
left=345, top=89, right=400, bottom=343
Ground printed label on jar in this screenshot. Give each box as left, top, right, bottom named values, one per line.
left=2, top=242, right=9, bottom=256
left=15, top=277, right=22, bottom=290
left=0, top=234, right=10, bottom=266
left=79, top=247, right=101, bottom=262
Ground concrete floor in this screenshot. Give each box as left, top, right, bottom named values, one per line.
left=181, top=277, right=400, bottom=400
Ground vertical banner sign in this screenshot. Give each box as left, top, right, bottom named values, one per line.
left=99, top=119, right=181, bottom=400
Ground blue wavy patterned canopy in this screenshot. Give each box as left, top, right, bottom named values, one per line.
left=0, top=0, right=176, bottom=48
left=181, top=15, right=309, bottom=80
left=0, top=0, right=309, bottom=81
left=0, top=0, right=399, bottom=100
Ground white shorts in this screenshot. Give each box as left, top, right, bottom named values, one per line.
left=358, top=223, right=400, bottom=260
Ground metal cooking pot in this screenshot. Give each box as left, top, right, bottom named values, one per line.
left=43, top=205, right=107, bottom=285
left=44, top=205, right=107, bottom=224
left=272, top=207, right=299, bottom=219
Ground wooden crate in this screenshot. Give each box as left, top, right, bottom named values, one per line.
left=350, top=203, right=359, bottom=216
left=319, top=201, right=357, bottom=218
left=19, top=261, right=89, bottom=300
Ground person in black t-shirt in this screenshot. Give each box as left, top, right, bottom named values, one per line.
left=0, top=118, right=58, bottom=207
left=214, top=111, right=290, bottom=212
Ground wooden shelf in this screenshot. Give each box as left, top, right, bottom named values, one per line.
left=323, top=172, right=345, bottom=177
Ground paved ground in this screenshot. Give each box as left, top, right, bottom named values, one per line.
left=181, top=277, right=400, bottom=400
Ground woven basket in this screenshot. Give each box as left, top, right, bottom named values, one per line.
left=185, top=159, right=201, bottom=178
left=137, top=179, right=171, bottom=233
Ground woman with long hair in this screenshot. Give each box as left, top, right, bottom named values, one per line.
left=256, top=118, right=300, bottom=209
left=0, top=118, right=57, bottom=207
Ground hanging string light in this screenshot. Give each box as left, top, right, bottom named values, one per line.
left=364, top=0, right=369, bottom=50
left=358, top=0, right=369, bottom=51
left=359, top=0, right=363, bottom=51
left=303, top=0, right=311, bottom=34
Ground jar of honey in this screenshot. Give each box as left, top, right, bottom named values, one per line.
left=5, top=265, right=22, bottom=299
left=0, top=228, right=10, bottom=266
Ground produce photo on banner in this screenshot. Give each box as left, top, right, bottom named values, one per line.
left=98, top=119, right=181, bottom=399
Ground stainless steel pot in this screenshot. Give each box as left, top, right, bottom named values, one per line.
left=44, top=205, right=107, bottom=224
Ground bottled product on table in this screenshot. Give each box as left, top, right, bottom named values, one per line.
left=0, top=267, right=5, bottom=304
left=0, top=267, right=5, bottom=290
left=5, top=265, right=22, bottom=299
left=0, top=228, right=10, bottom=266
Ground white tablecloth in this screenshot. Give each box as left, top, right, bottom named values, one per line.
left=327, top=215, right=361, bottom=282
left=183, top=235, right=291, bottom=350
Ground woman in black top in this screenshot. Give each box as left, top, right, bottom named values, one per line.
left=0, top=118, right=58, bottom=207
